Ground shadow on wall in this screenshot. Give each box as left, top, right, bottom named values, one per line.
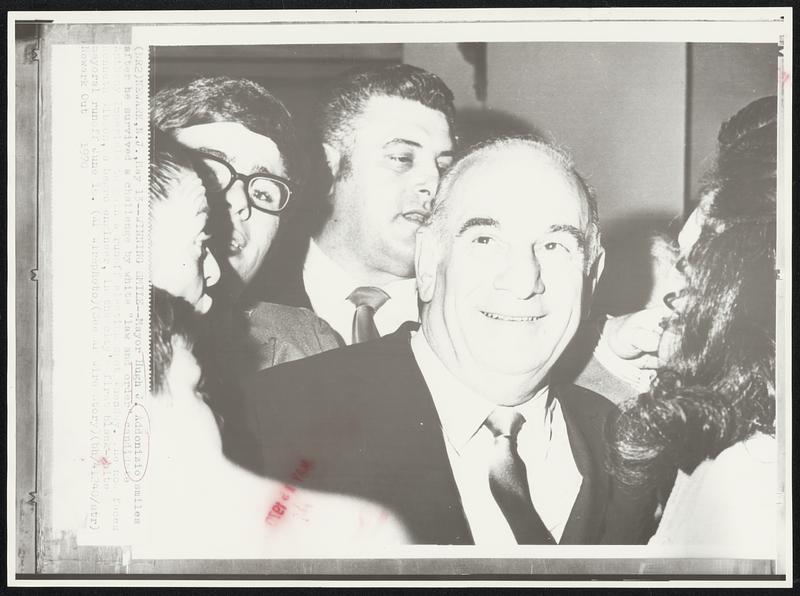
left=454, top=107, right=547, bottom=150
left=592, top=216, right=681, bottom=317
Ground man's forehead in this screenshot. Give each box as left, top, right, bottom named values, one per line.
left=448, top=147, right=589, bottom=226
left=352, top=95, right=451, bottom=141
left=174, top=122, right=286, bottom=175
left=468, top=144, right=570, bottom=178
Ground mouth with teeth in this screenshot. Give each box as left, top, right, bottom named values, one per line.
left=402, top=211, right=430, bottom=225
left=480, top=310, right=545, bottom=322
left=229, top=231, right=246, bottom=255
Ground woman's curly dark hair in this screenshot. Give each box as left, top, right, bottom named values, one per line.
left=611, top=96, right=777, bottom=487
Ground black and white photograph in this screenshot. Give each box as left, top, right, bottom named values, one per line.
left=8, top=8, right=792, bottom=587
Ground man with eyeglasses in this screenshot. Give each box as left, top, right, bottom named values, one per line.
left=153, top=78, right=297, bottom=298
left=152, top=77, right=343, bottom=469
left=259, top=64, right=456, bottom=345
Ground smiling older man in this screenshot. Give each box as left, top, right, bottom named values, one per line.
left=236, top=136, right=654, bottom=544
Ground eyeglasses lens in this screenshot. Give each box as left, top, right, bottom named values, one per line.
left=249, top=177, right=288, bottom=212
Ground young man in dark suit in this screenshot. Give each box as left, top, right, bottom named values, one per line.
left=237, top=137, right=654, bottom=545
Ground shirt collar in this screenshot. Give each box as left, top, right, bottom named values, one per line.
left=410, top=330, right=551, bottom=455
left=303, top=238, right=358, bottom=303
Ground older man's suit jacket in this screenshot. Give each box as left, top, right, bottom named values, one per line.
left=235, top=323, right=655, bottom=544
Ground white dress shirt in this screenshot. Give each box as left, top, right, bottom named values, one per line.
left=410, top=331, right=583, bottom=544
left=648, top=432, right=778, bottom=558
left=302, top=239, right=419, bottom=345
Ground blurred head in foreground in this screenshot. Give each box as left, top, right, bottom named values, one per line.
left=149, top=286, right=221, bottom=455
left=150, top=130, right=221, bottom=313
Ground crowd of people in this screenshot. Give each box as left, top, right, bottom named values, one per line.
left=145, top=63, right=779, bottom=554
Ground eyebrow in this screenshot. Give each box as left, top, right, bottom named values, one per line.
left=196, top=146, right=229, bottom=161
left=384, top=138, right=420, bottom=150
left=549, top=224, right=586, bottom=252
left=457, top=217, right=499, bottom=235
left=250, top=165, right=276, bottom=176
left=383, top=138, right=454, bottom=158
left=197, top=147, right=279, bottom=177
left=455, top=220, right=586, bottom=250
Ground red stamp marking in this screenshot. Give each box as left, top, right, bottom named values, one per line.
left=265, top=458, right=314, bottom=526
left=95, top=456, right=112, bottom=468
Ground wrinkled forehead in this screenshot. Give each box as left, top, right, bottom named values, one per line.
left=443, top=146, right=589, bottom=228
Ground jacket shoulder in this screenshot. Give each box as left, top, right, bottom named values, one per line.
left=241, top=326, right=415, bottom=410
left=556, top=383, right=618, bottom=419
left=247, top=302, right=343, bottom=356
left=247, top=301, right=324, bottom=330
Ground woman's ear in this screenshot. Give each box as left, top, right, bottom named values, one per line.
left=322, top=142, right=342, bottom=178
left=415, top=227, right=438, bottom=303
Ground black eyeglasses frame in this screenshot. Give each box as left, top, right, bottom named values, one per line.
left=192, top=151, right=294, bottom=216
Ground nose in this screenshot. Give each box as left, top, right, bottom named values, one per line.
left=493, top=246, right=546, bottom=299
left=417, top=188, right=433, bottom=213
left=203, top=248, right=221, bottom=288
left=414, top=159, right=441, bottom=210
left=226, top=180, right=251, bottom=222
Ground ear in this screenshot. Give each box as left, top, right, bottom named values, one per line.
left=322, top=142, right=341, bottom=178
left=588, top=248, right=605, bottom=294
left=415, top=227, right=439, bottom=304
left=581, top=248, right=605, bottom=320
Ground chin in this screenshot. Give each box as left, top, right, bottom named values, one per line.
left=382, top=237, right=416, bottom=276
left=381, top=254, right=415, bottom=280
left=229, top=260, right=257, bottom=286
left=469, top=333, right=554, bottom=377
left=482, top=356, right=548, bottom=377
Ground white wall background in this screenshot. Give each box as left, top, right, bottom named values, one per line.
left=404, top=41, right=777, bottom=313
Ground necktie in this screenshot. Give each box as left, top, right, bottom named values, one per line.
left=346, top=286, right=390, bottom=344
left=485, top=408, right=556, bottom=545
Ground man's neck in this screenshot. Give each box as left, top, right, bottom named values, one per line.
left=312, top=228, right=410, bottom=287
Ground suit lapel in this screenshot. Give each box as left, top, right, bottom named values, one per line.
left=378, top=325, right=474, bottom=544
left=556, top=385, right=609, bottom=544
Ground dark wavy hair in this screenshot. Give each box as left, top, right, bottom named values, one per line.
left=151, top=76, right=302, bottom=183
left=611, top=96, right=778, bottom=487
left=317, top=63, right=455, bottom=151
